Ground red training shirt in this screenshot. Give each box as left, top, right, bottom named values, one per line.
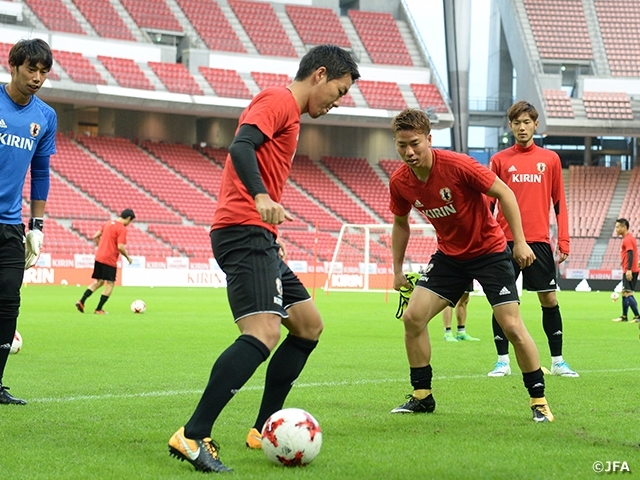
left=620, top=233, right=639, bottom=272
left=95, top=219, right=127, bottom=267
left=212, top=87, right=301, bottom=237
left=490, top=143, right=569, bottom=254
left=389, top=149, right=506, bottom=260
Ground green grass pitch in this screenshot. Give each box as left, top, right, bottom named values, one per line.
left=2, top=285, right=638, bottom=479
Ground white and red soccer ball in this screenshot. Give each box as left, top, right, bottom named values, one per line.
left=10, top=331, right=22, bottom=354
left=611, top=291, right=620, bottom=302
left=261, top=408, right=322, bottom=466
left=130, top=299, right=146, bottom=313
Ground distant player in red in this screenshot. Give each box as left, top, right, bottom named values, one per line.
left=488, top=101, right=578, bottom=377
left=75, top=209, right=135, bottom=314
left=612, top=218, right=640, bottom=322
left=388, top=108, right=554, bottom=423
left=168, top=45, right=360, bottom=473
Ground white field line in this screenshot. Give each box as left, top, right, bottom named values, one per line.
left=30, top=367, right=640, bottom=404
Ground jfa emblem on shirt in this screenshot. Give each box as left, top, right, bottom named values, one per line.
left=439, top=187, right=452, bottom=203
left=536, top=162, right=546, bottom=173
left=29, top=123, right=41, bottom=138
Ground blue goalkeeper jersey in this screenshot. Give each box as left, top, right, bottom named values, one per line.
left=0, top=84, right=57, bottom=224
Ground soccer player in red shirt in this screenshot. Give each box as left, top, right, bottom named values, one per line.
left=168, top=45, right=360, bottom=473
left=612, top=218, right=640, bottom=322
left=488, top=101, right=578, bottom=377
left=75, top=209, right=135, bottom=314
left=388, top=108, right=554, bottom=423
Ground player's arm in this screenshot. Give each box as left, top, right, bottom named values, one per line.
left=24, top=155, right=50, bottom=268
left=118, top=243, right=132, bottom=264
left=391, top=214, right=412, bottom=290
left=551, top=160, right=570, bottom=262
left=486, top=177, right=535, bottom=268
left=92, top=230, right=102, bottom=246
left=228, top=124, right=293, bottom=225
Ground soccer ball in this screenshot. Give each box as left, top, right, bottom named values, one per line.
left=261, top=408, right=322, bottom=466
left=611, top=291, right=620, bottom=302
left=10, top=331, right=22, bottom=354
left=130, top=299, right=146, bottom=313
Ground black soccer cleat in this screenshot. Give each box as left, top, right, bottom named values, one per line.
left=168, top=427, right=232, bottom=473
left=0, top=386, right=27, bottom=405
left=390, top=394, right=436, bottom=413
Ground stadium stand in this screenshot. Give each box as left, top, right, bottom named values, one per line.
left=119, top=0, right=182, bottom=33
left=280, top=183, right=343, bottom=232
left=52, top=50, right=106, bottom=85
left=279, top=229, right=338, bottom=262
left=600, top=237, right=622, bottom=270
left=568, top=237, right=596, bottom=269
left=98, top=56, right=154, bottom=90
left=347, top=9, right=413, bottom=66
left=289, top=155, right=378, bottom=225
left=285, top=4, right=350, bottom=49
left=52, top=135, right=182, bottom=224
left=200, top=146, right=228, bottom=169
left=73, top=0, right=136, bottom=41
left=199, top=67, right=252, bottom=99
left=228, top=0, right=297, bottom=58
left=543, top=90, right=575, bottom=118
left=378, top=158, right=403, bottom=179
left=568, top=165, right=619, bottom=237
left=357, top=80, right=407, bottom=111
left=147, top=224, right=212, bottom=258
left=615, top=168, right=640, bottom=237
left=23, top=0, right=85, bottom=35
left=523, top=0, right=592, bottom=60
left=410, top=83, right=449, bottom=114
left=45, top=220, right=95, bottom=256
left=75, top=136, right=216, bottom=225
left=594, top=0, right=640, bottom=77
left=582, top=92, right=634, bottom=120
left=251, top=71, right=292, bottom=90
left=148, top=62, right=204, bottom=95
left=321, top=156, right=393, bottom=223
left=176, top=0, right=246, bottom=53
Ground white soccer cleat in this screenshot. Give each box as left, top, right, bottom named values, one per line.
left=550, top=361, right=579, bottom=377
left=487, top=361, right=511, bottom=377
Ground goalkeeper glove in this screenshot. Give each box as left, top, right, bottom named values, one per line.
left=25, top=217, right=44, bottom=270
left=395, top=272, right=422, bottom=319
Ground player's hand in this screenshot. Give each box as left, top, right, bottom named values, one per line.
left=512, top=241, right=535, bottom=269
left=255, top=194, right=294, bottom=225
left=558, top=252, right=568, bottom=264
left=393, top=271, right=410, bottom=291
left=276, top=237, right=287, bottom=261
left=25, top=229, right=44, bottom=269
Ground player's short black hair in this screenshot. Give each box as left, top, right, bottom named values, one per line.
left=294, top=44, right=360, bottom=83
left=8, top=39, right=53, bottom=70
left=616, top=218, right=629, bottom=229
left=120, top=208, right=136, bottom=220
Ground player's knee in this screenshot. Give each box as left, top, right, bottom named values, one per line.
left=402, top=309, right=427, bottom=334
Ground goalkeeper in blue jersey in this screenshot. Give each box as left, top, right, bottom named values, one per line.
left=0, top=39, right=57, bottom=405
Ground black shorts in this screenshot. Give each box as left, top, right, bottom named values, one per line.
left=0, top=223, right=25, bottom=269
left=211, top=226, right=311, bottom=322
left=416, top=248, right=519, bottom=307
left=622, top=272, right=638, bottom=292
left=508, top=241, right=557, bottom=292
left=92, top=261, right=117, bottom=282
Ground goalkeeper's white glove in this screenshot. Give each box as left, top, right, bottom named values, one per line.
left=25, top=218, right=44, bottom=269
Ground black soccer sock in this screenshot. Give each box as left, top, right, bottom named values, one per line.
left=0, top=265, right=22, bottom=385
left=80, top=289, right=94, bottom=304
left=628, top=295, right=639, bottom=316
left=542, top=304, right=563, bottom=357
left=523, top=369, right=545, bottom=399
left=492, top=314, right=510, bottom=356
left=623, top=296, right=630, bottom=317
left=252, top=335, right=318, bottom=431
left=410, top=364, right=433, bottom=391
left=96, top=295, right=109, bottom=311
left=185, top=335, right=270, bottom=439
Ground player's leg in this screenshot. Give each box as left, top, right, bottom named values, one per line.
left=455, top=290, right=479, bottom=341
left=76, top=263, right=106, bottom=312
left=626, top=273, right=640, bottom=320
left=247, top=265, right=323, bottom=448
left=95, top=280, right=115, bottom=313
left=475, top=251, right=553, bottom=422
left=0, top=224, right=27, bottom=405
left=442, top=306, right=457, bottom=342
left=391, top=253, right=465, bottom=414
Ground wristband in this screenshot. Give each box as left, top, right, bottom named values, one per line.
left=29, top=217, right=44, bottom=231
